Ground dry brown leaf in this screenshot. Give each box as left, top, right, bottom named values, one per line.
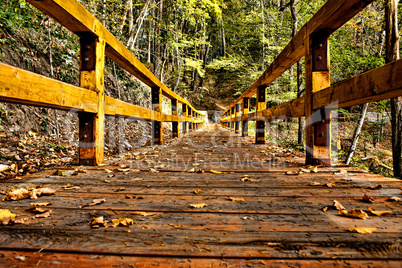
left=118, top=168, right=130, bottom=172
left=326, top=183, right=335, bottom=188
left=388, top=196, right=401, bottom=202
left=148, top=168, right=158, bottom=173
left=190, top=203, right=208, bottom=209
left=362, top=194, right=375, bottom=203
left=112, top=218, right=134, bottom=227
left=80, top=198, right=106, bottom=208
left=34, top=210, right=52, bottom=218
left=286, top=171, right=299, bottom=175
left=209, top=170, right=224, bottom=174
left=3, top=188, right=30, bottom=201
left=348, top=227, right=377, bottom=234
left=193, top=189, right=202, bottom=195
left=241, top=176, right=260, bottom=182
left=339, top=208, right=368, bottom=220
left=366, top=184, right=383, bottom=190
left=188, top=168, right=195, bottom=173
left=91, top=216, right=108, bottom=228
left=228, top=197, right=245, bottom=202
left=30, top=202, right=52, bottom=207
left=120, top=164, right=128, bottom=168
left=196, top=168, right=204, bottom=173
left=133, top=211, right=155, bottom=217
left=309, top=182, right=321, bottom=186
left=0, top=209, right=16, bottom=225
left=63, top=184, right=80, bottom=190
left=333, top=200, right=345, bottom=211
left=368, top=207, right=392, bottom=216
left=115, top=187, right=125, bottom=192
left=321, top=206, right=329, bottom=212
left=29, top=188, right=57, bottom=199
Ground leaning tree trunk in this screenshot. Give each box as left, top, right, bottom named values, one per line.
left=385, top=0, right=401, bottom=178
left=346, top=103, right=369, bottom=165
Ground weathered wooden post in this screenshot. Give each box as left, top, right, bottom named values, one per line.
left=242, top=97, right=249, bottom=137
left=79, top=34, right=105, bottom=166
left=152, top=86, right=163, bottom=145
left=182, top=103, right=187, bottom=134
left=188, top=109, right=193, bottom=132
left=305, top=32, right=331, bottom=166
left=231, top=106, right=235, bottom=131
left=235, top=103, right=241, bottom=134
left=172, top=99, right=179, bottom=138
left=255, top=85, right=267, bottom=144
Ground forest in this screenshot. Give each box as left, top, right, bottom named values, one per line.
left=0, top=0, right=401, bottom=177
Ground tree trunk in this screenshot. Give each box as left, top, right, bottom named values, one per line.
left=221, top=19, right=226, bottom=57
left=346, top=103, right=369, bottom=165
left=386, top=0, right=401, bottom=178
left=119, top=0, right=131, bottom=34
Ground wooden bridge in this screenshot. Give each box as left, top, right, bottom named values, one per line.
left=0, top=0, right=401, bottom=267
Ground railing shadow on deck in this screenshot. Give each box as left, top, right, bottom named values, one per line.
left=0, top=0, right=206, bottom=166
left=221, top=0, right=402, bottom=167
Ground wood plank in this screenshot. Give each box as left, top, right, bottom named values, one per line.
left=0, top=63, right=97, bottom=112
left=2, top=251, right=400, bottom=268
left=313, top=59, right=402, bottom=110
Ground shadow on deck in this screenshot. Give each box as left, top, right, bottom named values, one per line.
left=1, top=125, right=401, bottom=267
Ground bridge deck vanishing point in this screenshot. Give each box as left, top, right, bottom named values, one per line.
left=0, top=125, right=401, bottom=267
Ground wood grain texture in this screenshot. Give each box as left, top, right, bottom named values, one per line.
left=0, top=63, right=98, bottom=112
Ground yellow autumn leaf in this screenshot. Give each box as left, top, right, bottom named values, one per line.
left=286, top=171, right=299, bottom=175
left=339, top=208, right=368, bottom=220
left=193, top=189, right=202, bottom=195
left=112, top=218, right=134, bottom=227
left=333, top=200, right=345, bottom=211
left=190, top=203, right=208, bottom=208
left=368, top=207, right=392, bottom=216
left=209, top=170, right=224, bottom=174
left=188, top=168, right=195, bottom=173
left=0, top=209, right=16, bottom=223
left=91, top=216, right=108, bottom=228
left=348, top=227, right=377, bottom=234
left=228, top=197, right=245, bottom=202
left=104, top=169, right=113, bottom=173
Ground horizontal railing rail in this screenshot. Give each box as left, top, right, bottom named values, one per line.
left=0, top=0, right=204, bottom=166
left=221, top=0, right=402, bottom=166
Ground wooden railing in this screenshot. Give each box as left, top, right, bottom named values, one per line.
left=0, top=0, right=204, bottom=166
left=221, top=0, right=402, bottom=166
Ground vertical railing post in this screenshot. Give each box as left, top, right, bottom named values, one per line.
left=235, top=103, right=241, bottom=134
left=255, top=85, right=267, bottom=144
left=171, top=99, right=179, bottom=138
left=79, top=34, right=105, bottom=166
left=188, top=109, right=193, bottom=132
left=305, top=32, right=331, bottom=166
left=231, top=107, right=235, bottom=131
left=152, top=86, right=163, bottom=145
left=182, top=103, right=187, bottom=134
left=242, top=97, right=249, bottom=137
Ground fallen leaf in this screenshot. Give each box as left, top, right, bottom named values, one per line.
left=115, top=187, right=125, bottom=192
left=339, top=208, right=368, bottom=220
left=326, top=183, right=334, bottom=188
left=196, top=168, right=204, bottom=173
left=188, top=168, right=195, bottom=173
left=91, top=216, right=108, bottom=228
left=30, top=202, right=52, bottom=207
left=120, top=164, right=128, bottom=168
left=34, top=210, right=52, bottom=218
left=118, top=168, right=130, bottom=172
left=321, top=206, right=328, bottom=212
left=193, top=189, right=202, bottom=195
left=133, top=211, right=155, bottom=217
left=209, top=170, right=224, bottom=174
left=148, top=168, right=158, bottom=173
left=366, top=184, right=382, bottom=190
left=362, top=194, right=375, bottom=203
left=348, top=227, right=377, bottom=234
left=131, top=178, right=143, bottom=182
left=309, top=182, right=321, bottom=186
left=63, top=184, right=80, bottom=190
left=312, top=166, right=318, bottom=173
left=333, top=200, right=345, bottom=211
left=15, top=256, right=26, bottom=261
left=80, top=198, right=106, bottom=208
left=104, top=169, right=113, bottom=173
left=0, top=209, right=16, bottom=225
left=112, top=218, right=134, bottom=227
left=52, top=170, right=66, bottom=176
left=3, top=188, right=30, bottom=201
left=388, top=196, right=401, bottom=202
left=286, top=171, right=299, bottom=175
left=300, top=168, right=311, bottom=173
left=241, top=176, right=260, bottom=182
left=368, top=207, right=392, bottom=216
left=228, top=197, right=245, bottom=202
left=190, top=203, right=208, bottom=208
left=29, top=188, right=57, bottom=199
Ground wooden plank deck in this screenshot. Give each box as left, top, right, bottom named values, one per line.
left=1, top=125, right=401, bottom=267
